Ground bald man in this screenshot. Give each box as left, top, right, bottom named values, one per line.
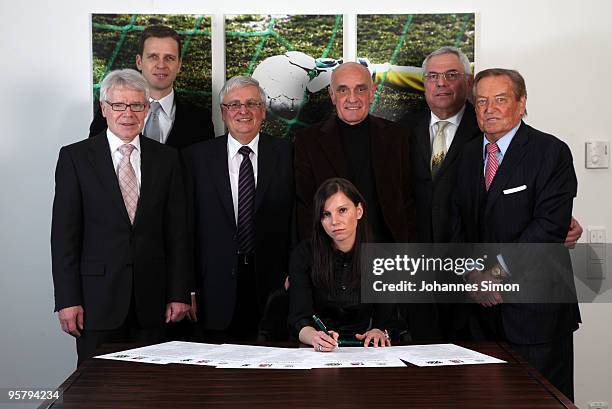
left=295, top=62, right=415, bottom=244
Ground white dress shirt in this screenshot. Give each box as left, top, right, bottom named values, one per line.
left=145, top=90, right=176, bottom=144
left=227, top=133, right=259, bottom=223
left=106, top=130, right=142, bottom=189
left=429, top=105, right=466, bottom=152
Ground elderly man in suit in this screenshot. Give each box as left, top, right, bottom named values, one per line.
left=399, top=47, right=583, bottom=342
left=51, top=69, right=193, bottom=365
left=295, top=62, right=415, bottom=244
left=451, top=68, right=580, bottom=401
left=89, top=25, right=213, bottom=148
left=183, top=76, right=293, bottom=342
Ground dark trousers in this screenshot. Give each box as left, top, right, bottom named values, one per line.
left=196, top=254, right=261, bottom=344
left=75, top=292, right=165, bottom=366
left=468, top=305, right=575, bottom=402
left=510, top=334, right=575, bottom=402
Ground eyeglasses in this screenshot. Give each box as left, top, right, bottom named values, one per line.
left=221, top=101, right=265, bottom=112
left=423, top=71, right=465, bottom=82
left=105, top=101, right=147, bottom=112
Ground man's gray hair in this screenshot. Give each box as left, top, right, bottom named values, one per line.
left=219, top=76, right=268, bottom=106
left=474, top=68, right=527, bottom=101
left=422, top=46, right=472, bottom=75
left=99, top=69, right=150, bottom=102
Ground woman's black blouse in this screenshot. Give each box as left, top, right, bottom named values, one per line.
left=288, top=240, right=395, bottom=338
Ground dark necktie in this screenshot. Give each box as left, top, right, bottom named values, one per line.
left=237, top=146, right=255, bottom=254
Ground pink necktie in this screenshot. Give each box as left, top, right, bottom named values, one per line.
left=117, top=144, right=139, bottom=224
left=485, top=142, right=499, bottom=191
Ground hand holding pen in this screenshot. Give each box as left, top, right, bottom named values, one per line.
left=311, top=315, right=339, bottom=352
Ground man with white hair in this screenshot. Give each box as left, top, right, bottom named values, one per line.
left=183, top=76, right=293, bottom=342
left=51, top=69, right=193, bottom=364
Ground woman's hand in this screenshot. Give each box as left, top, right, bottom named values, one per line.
left=299, top=326, right=339, bottom=352
left=355, top=328, right=391, bottom=347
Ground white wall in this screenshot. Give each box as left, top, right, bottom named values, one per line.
left=1, top=1, right=610, bottom=408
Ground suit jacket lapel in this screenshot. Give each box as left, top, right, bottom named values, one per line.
left=414, top=114, right=432, bottom=176
left=485, top=122, right=529, bottom=216
left=88, top=132, right=131, bottom=224
left=468, top=141, right=484, bottom=229
left=370, top=118, right=397, bottom=194
left=210, top=136, right=235, bottom=223
left=254, top=133, right=277, bottom=212
left=135, top=137, right=157, bottom=226
left=317, top=116, right=348, bottom=177
left=440, top=104, right=480, bottom=175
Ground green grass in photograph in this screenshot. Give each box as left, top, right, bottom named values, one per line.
left=91, top=14, right=212, bottom=113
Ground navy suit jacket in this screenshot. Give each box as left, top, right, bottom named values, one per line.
left=51, top=132, right=193, bottom=330
left=89, top=93, right=214, bottom=149
left=183, top=133, right=294, bottom=330
left=451, top=121, right=580, bottom=344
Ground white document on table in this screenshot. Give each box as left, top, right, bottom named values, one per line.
left=300, top=346, right=407, bottom=368
left=95, top=341, right=223, bottom=365
left=389, top=343, right=506, bottom=367
left=215, top=347, right=313, bottom=369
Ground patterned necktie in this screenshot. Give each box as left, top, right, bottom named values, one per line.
left=144, top=101, right=162, bottom=142
left=431, top=120, right=449, bottom=177
left=485, top=142, right=500, bottom=191
left=237, top=146, right=255, bottom=254
left=117, top=144, right=139, bottom=224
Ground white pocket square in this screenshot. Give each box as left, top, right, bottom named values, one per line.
left=503, top=185, right=527, bottom=195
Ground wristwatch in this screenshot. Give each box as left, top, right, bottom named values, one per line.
left=490, top=263, right=505, bottom=278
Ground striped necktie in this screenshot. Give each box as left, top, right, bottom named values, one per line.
left=485, top=142, right=499, bottom=191
left=237, top=146, right=255, bottom=253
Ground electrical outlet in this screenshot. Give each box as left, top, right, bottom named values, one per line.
left=589, top=227, right=607, bottom=244
left=588, top=402, right=609, bottom=409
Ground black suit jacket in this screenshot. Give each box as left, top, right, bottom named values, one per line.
left=451, top=121, right=580, bottom=344
left=183, top=133, right=294, bottom=330
left=294, top=115, right=415, bottom=242
left=400, top=103, right=480, bottom=243
left=51, top=132, right=193, bottom=331
left=89, top=93, right=214, bottom=149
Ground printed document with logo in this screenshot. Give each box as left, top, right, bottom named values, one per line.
left=95, top=341, right=223, bottom=365
left=389, top=344, right=506, bottom=367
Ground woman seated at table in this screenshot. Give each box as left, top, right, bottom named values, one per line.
left=288, top=177, right=394, bottom=352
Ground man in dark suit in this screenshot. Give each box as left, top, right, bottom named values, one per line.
left=51, top=69, right=193, bottom=365
left=295, top=62, right=414, bottom=243
left=183, top=76, right=293, bottom=342
left=400, top=47, right=480, bottom=244
left=451, top=68, right=580, bottom=400
left=399, top=47, right=582, bottom=342
left=89, top=25, right=213, bottom=148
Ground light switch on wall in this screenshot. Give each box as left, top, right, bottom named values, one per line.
left=585, top=141, right=609, bottom=168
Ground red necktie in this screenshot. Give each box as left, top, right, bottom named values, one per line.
left=485, top=142, right=499, bottom=191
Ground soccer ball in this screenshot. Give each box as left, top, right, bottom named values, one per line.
left=252, top=51, right=321, bottom=117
